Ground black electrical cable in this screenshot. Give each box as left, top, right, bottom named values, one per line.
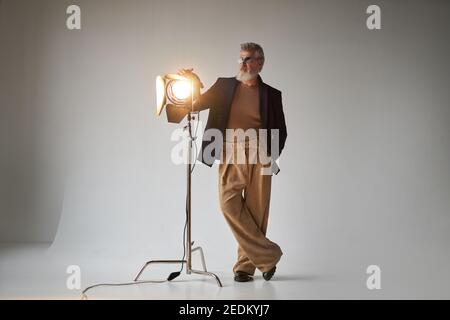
left=81, top=190, right=190, bottom=298
left=81, top=279, right=167, bottom=299
left=166, top=188, right=189, bottom=281
left=81, top=183, right=190, bottom=297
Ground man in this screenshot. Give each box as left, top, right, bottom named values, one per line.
left=179, top=42, right=287, bottom=282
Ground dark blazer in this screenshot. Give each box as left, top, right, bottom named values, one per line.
left=194, top=75, right=287, bottom=175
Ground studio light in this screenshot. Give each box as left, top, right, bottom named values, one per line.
left=156, top=74, right=199, bottom=121
left=133, top=71, right=222, bottom=287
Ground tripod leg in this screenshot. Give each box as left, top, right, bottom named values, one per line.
left=134, top=260, right=186, bottom=281
left=192, top=246, right=207, bottom=272
left=190, top=269, right=223, bottom=287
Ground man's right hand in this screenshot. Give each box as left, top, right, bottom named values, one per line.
left=177, top=68, right=204, bottom=89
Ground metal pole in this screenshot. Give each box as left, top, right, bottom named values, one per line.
left=186, top=112, right=192, bottom=273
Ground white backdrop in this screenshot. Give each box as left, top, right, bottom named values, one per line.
left=1, top=0, right=450, bottom=296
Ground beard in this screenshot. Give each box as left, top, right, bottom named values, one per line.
left=236, top=70, right=258, bottom=82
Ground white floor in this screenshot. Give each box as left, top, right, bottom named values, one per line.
left=1, top=243, right=449, bottom=300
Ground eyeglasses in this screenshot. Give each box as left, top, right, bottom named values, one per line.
left=237, top=56, right=258, bottom=65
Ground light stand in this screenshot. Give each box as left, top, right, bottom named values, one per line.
left=134, top=77, right=222, bottom=287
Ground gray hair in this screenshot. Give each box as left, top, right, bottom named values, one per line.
left=240, top=42, right=265, bottom=64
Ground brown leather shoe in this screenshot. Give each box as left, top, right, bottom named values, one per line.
left=262, top=266, right=276, bottom=281
left=234, top=271, right=253, bottom=282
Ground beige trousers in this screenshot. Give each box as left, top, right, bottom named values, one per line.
left=218, top=138, right=283, bottom=275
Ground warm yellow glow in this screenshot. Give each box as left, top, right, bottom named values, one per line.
left=171, top=80, right=192, bottom=100
left=156, top=74, right=195, bottom=116
left=156, top=75, right=165, bottom=116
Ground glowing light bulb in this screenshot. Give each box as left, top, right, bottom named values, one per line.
left=171, top=80, right=191, bottom=100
